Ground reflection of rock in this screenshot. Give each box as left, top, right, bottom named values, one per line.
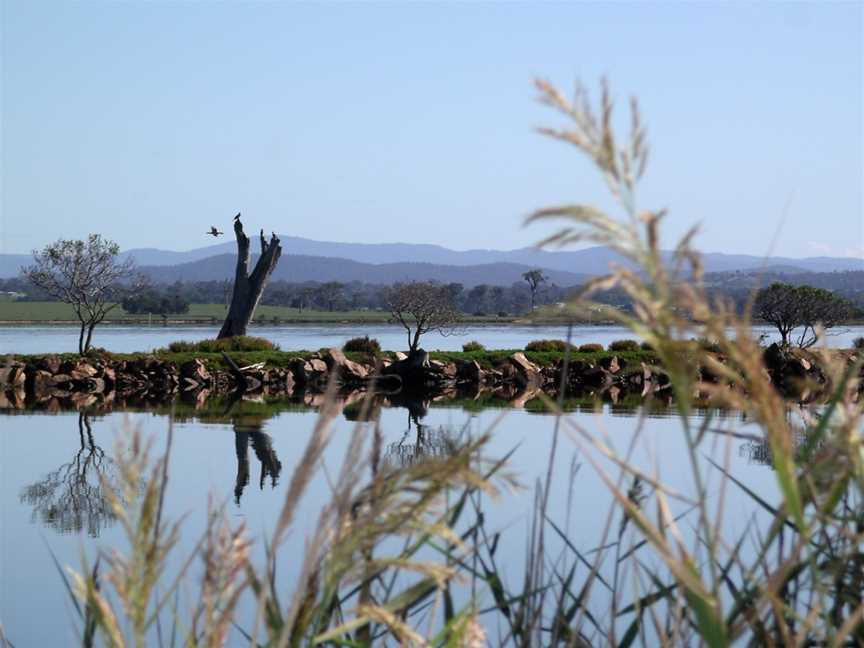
left=510, top=385, right=541, bottom=409
left=18, top=412, right=119, bottom=537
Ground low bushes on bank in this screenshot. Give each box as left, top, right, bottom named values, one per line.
left=165, top=336, right=278, bottom=353
left=577, top=343, right=603, bottom=353
left=525, top=339, right=570, bottom=352
left=462, top=340, right=486, bottom=352
left=608, top=339, right=640, bottom=352
left=342, top=336, right=381, bottom=354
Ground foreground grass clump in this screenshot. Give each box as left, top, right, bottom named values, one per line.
left=64, top=396, right=513, bottom=646
left=164, top=336, right=278, bottom=353
left=518, top=76, right=864, bottom=646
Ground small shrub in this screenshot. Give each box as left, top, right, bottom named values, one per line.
left=608, top=339, right=640, bottom=352
left=853, top=336, right=864, bottom=350
left=342, top=336, right=381, bottom=354
left=497, top=311, right=509, bottom=317
left=166, top=336, right=277, bottom=353
left=462, top=340, right=486, bottom=352
left=640, top=341, right=654, bottom=351
left=695, top=338, right=721, bottom=353
left=166, top=340, right=195, bottom=352
left=525, top=339, right=569, bottom=352
left=577, top=343, right=603, bottom=353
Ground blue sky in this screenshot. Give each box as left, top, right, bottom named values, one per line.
left=1, top=1, right=861, bottom=258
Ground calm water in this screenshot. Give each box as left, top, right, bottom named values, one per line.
left=1, top=322, right=863, bottom=354
left=0, top=394, right=784, bottom=646
left=1, top=321, right=859, bottom=643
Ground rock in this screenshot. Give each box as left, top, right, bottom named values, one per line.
left=309, top=358, right=328, bottom=374
left=599, top=356, right=620, bottom=374
left=458, top=360, right=484, bottom=383
left=32, top=369, right=55, bottom=395
left=60, top=360, right=98, bottom=377
left=180, top=359, right=211, bottom=385
left=84, top=377, right=106, bottom=394
left=49, top=373, right=75, bottom=387
left=37, top=356, right=62, bottom=374
left=324, top=348, right=369, bottom=382
left=429, top=360, right=457, bottom=378
left=0, top=365, right=26, bottom=388
left=394, top=352, right=408, bottom=361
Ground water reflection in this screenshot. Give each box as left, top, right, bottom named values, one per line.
left=383, top=404, right=460, bottom=470
left=4, top=388, right=788, bottom=538
left=18, top=412, right=120, bottom=537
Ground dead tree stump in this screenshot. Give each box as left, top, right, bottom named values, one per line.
left=217, top=214, right=282, bottom=339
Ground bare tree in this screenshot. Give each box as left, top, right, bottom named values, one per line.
left=218, top=214, right=282, bottom=339
left=522, top=269, right=548, bottom=311
left=384, top=282, right=461, bottom=351
left=23, top=234, right=140, bottom=354
left=755, top=282, right=854, bottom=348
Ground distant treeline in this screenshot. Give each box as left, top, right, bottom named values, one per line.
left=2, top=270, right=862, bottom=317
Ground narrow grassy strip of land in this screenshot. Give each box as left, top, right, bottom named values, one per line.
left=0, top=301, right=516, bottom=324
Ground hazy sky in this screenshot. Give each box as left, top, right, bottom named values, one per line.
left=1, top=1, right=862, bottom=258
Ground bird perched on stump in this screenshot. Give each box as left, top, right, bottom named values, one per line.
left=207, top=226, right=224, bottom=237
left=234, top=213, right=241, bottom=222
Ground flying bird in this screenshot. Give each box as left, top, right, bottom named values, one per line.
left=206, top=226, right=223, bottom=237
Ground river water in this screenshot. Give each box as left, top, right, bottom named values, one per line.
left=1, top=322, right=859, bottom=644
left=1, top=322, right=863, bottom=354
left=1, top=393, right=785, bottom=646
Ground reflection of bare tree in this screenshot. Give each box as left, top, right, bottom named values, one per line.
left=383, top=410, right=459, bottom=470
left=233, top=422, right=282, bottom=504
left=19, top=412, right=119, bottom=537
left=739, top=428, right=824, bottom=466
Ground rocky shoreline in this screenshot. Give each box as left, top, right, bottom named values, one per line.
left=1, top=344, right=860, bottom=411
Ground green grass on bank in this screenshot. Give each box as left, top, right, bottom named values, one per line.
left=0, top=301, right=514, bottom=324
left=1, top=347, right=658, bottom=371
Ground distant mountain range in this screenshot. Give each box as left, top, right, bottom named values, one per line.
left=137, top=254, right=593, bottom=287
left=1, top=236, right=862, bottom=284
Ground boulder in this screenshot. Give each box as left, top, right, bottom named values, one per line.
left=0, top=365, right=26, bottom=388
left=429, top=360, right=457, bottom=378
left=324, top=348, right=369, bottom=383
left=599, top=356, right=620, bottom=374
left=509, top=352, right=540, bottom=385
left=309, top=358, right=328, bottom=374
left=37, top=356, right=62, bottom=374
left=458, top=360, right=484, bottom=383
left=180, top=359, right=212, bottom=385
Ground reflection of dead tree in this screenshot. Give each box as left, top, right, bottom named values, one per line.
left=19, top=412, right=119, bottom=537
left=739, top=428, right=824, bottom=466
left=383, top=422, right=458, bottom=470
left=233, top=423, right=282, bottom=504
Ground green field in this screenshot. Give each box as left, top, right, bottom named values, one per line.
left=0, top=301, right=509, bottom=324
